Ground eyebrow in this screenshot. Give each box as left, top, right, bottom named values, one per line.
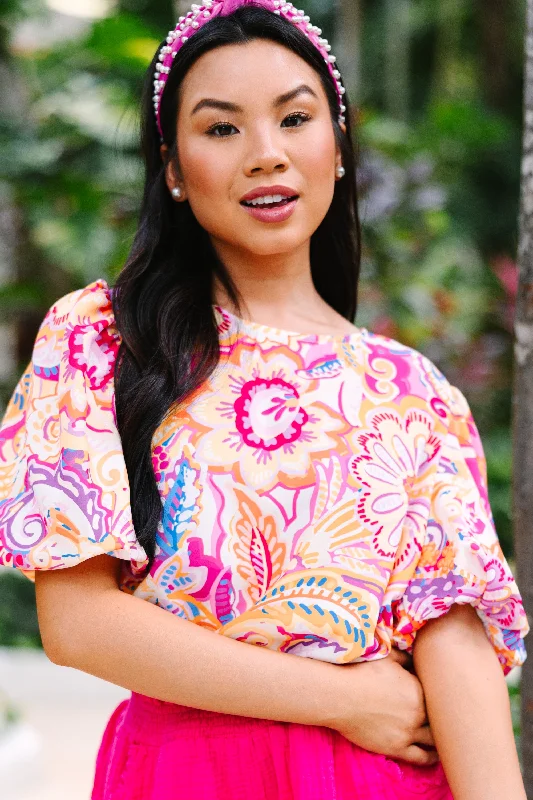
left=190, top=84, right=319, bottom=116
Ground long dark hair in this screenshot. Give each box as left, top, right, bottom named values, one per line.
left=112, top=5, right=362, bottom=569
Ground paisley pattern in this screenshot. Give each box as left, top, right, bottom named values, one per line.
left=0, top=278, right=528, bottom=673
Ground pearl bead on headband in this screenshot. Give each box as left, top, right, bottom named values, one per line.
left=153, top=0, right=347, bottom=142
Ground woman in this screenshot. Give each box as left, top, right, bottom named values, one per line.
left=0, top=2, right=528, bottom=798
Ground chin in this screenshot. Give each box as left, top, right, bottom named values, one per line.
left=243, top=239, right=308, bottom=257
left=243, top=226, right=314, bottom=253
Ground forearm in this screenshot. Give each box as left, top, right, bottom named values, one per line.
left=49, top=576, right=344, bottom=729
left=413, top=604, right=526, bottom=800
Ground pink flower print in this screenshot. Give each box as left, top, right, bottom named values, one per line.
left=349, top=409, right=440, bottom=559
left=152, top=445, right=171, bottom=482
left=137, top=549, right=221, bottom=629
left=189, top=349, right=344, bottom=491
left=295, top=342, right=344, bottom=381
left=67, top=321, right=119, bottom=391
left=226, top=484, right=286, bottom=604
left=464, top=499, right=487, bottom=537
left=234, top=378, right=309, bottom=451
left=417, top=353, right=470, bottom=418
left=215, top=307, right=232, bottom=336
left=32, top=332, right=61, bottom=382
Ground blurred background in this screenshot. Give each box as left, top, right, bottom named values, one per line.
left=0, top=0, right=527, bottom=796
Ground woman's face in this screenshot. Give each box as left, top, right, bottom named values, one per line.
left=164, top=38, right=344, bottom=258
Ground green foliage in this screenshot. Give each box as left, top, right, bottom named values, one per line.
left=0, top=571, right=41, bottom=649
left=86, top=12, right=163, bottom=75
left=0, top=0, right=25, bottom=55
left=0, top=8, right=148, bottom=334
left=509, top=682, right=522, bottom=757
left=0, top=0, right=526, bottom=648
left=484, top=430, right=514, bottom=556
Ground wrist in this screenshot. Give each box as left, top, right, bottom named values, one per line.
left=308, top=660, right=354, bottom=730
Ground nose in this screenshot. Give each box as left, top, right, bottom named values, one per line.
left=244, top=125, right=289, bottom=176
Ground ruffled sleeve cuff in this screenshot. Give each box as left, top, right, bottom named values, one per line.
left=392, top=386, right=529, bottom=674
left=0, top=278, right=149, bottom=582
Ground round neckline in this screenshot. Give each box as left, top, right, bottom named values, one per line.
left=214, top=304, right=366, bottom=343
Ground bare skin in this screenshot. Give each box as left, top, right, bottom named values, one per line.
left=35, top=554, right=437, bottom=766
left=161, top=39, right=353, bottom=336
left=33, top=36, right=525, bottom=795
left=413, top=605, right=526, bottom=799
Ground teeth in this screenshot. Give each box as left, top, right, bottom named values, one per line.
left=247, top=194, right=287, bottom=206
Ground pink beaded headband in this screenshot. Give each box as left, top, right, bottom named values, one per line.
left=153, top=0, right=347, bottom=142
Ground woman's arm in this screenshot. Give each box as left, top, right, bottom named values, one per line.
left=36, top=553, right=436, bottom=765
left=413, top=603, right=526, bottom=800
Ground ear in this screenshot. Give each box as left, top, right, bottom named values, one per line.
left=160, top=143, right=187, bottom=201
left=335, top=123, right=346, bottom=169
left=335, top=147, right=343, bottom=174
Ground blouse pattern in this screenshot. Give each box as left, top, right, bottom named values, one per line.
left=0, top=278, right=528, bottom=673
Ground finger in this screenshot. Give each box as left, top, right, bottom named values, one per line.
left=414, top=724, right=435, bottom=748
left=402, top=745, right=440, bottom=767
left=388, top=648, right=412, bottom=668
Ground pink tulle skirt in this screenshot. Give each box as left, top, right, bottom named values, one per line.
left=91, top=691, right=453, bottom=799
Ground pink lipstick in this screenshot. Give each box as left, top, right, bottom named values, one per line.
left=240, top=185, right=300, bottom=224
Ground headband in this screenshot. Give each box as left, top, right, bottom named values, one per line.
left=153, top=0, right=346, bottom=142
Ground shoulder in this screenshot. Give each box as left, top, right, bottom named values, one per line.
left=40, top=277, right=115, bottom=335
left=359, top=328, right=471, bottom=421
left=33, top=278, right=119, bottom=391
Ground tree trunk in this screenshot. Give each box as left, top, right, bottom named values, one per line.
left=514, top=1, right=533, bottom=794
left=335, top=0, right=362, bottom=108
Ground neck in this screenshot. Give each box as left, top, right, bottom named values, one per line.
left=210, top=238, right=326, bottom=323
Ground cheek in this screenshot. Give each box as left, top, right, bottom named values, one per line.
left=178, top=140, right=237, bottom=225
left=298, top=126, right=337, bottom=178
left=297, top=129, right=337, bottom=216
left=181, top=145, right=225, bottom=195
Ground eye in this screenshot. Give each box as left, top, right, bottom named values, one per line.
left=206, top=122, right=238, bottom=137
left=281, top=112, right=312, bottom=128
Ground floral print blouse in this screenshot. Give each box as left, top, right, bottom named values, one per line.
left=0, top=278, right=528, bottom=673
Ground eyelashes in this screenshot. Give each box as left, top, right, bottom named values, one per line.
left=282, top=112, right=312, bottom=128
left=206, top=121, right=236, bottom=137
left=205, top=111, right=312, bottom=138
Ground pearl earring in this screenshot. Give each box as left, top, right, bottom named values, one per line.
left=171, top=186, right=182, bottom=200
left=336, top=166, right=346, bottom=179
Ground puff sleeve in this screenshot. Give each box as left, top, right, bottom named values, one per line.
left=0, top=278, right=149, bottom=582
left=392, top=386, right=529, bottom=674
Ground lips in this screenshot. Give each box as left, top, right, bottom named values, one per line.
left=240, top=185, right=299, bottom=208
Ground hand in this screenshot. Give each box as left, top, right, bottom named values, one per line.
left=330, top=648, right=438, bottom=766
